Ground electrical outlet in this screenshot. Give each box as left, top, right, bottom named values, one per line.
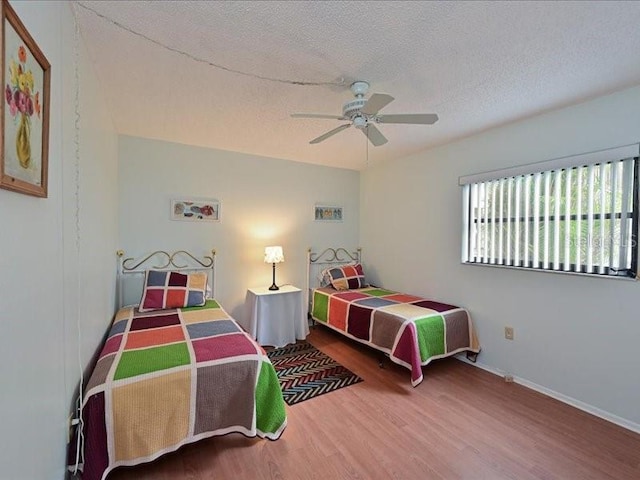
left=504, top=326, right=514, bottom=340
left=504, top=374, right=514, bottom=383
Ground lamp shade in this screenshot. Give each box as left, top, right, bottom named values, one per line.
left=264, top=246, right=284, bottom=264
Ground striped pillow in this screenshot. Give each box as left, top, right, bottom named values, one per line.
left=327, top=263, right=366, bottom=290
left=139, top=270, right=207, bottom=312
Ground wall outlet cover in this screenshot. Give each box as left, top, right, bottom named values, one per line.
left=504, top=326, right=514, bottom=340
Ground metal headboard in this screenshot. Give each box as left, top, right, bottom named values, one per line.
left=116, top=249, right=216, bottom=308
left=306, top=247, right=362, bottom=314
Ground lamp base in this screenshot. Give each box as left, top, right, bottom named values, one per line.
left=269, top=262, right=279, bottom=290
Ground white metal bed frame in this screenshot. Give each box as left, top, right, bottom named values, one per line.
left=116, top=249, right=216, bottom=309
left=305, top=247, right=361, bottom=315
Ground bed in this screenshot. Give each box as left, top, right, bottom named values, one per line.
left=307, top=247, right=480, bottom=386
left=69, top=250, right=287, bottom=480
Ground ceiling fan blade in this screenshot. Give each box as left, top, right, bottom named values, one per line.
left=377, top=113, right=439, bottom=125
left=291, top=113, right=345, bottom=120
left=360, top=93, right=395, bottom=115
left=362, top=124, right=388, bottom=146
left=310, top=124, right=351, bottom=144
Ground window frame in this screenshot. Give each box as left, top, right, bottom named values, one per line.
left=460, top=145, right=639, bottom=280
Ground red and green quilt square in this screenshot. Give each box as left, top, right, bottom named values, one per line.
left=334, top=291, right=368, bottom=301
left=385, top=293, right=423, bottom=303
left=328, top=296, right=349, bottom=330
left=125, top=325, right=185, bottom=350
left=312, top=292, right=329, bottom=322
left=142, top=289, right=164, bottom=308
left=100, top=334, right=123, bottom=358
left=192, top=333, right=257, bottom=363
left=166, top=289, right=187, bottom=307
left=363, top=288, right=395, bottom=297
left=182, top=299, right=219, bottom=311
left=114, top=342, right=190, bottom=380
left=415, top=316, right=445, bottom=360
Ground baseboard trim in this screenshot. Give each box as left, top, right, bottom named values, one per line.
left=456, top=355, right=640, bottom=435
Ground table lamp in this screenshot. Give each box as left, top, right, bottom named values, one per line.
left=264, top=246, right=284, bottom=290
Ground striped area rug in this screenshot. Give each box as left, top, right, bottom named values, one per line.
left=266, top=341, right=363, bottom=406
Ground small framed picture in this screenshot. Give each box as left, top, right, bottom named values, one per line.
left=314, top=204, right=343, bottom=222
left=171, top=198, right=220, bottom=222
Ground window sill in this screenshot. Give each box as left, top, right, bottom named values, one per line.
left=461, top=261, right=638, bottom=281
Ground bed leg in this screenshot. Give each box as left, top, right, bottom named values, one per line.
left=466, top=351, right=479, bottom=363
left=378, top=353, right=385, bottom=369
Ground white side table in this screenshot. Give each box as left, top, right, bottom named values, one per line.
left=245, top=285, right=308, bottom=347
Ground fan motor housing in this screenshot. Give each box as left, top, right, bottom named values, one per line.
left=342, top=99, right=367, bottom=119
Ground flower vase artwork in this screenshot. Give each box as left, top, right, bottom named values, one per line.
left=1, top=1, right=50, bottom=197
left=5, top=45, right=41, bottom=170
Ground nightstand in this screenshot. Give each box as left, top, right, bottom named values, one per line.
left=245, top=285, right=308, bottom=348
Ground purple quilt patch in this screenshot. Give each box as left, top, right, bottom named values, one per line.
left=347, top=304, right=372, bottom=340
left=130, top=313, right=181, bottom=331
left=412, top=300, right=458, bottom=312
left=168, top=271, right=188, bottom=287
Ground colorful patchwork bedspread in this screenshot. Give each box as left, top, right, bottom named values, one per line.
left=311, top=287, right=480, bottom=386
left=71, top=300, right=287, bottom=480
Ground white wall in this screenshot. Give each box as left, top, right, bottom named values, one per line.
left=0, top=2, right=118, bottom=478
left=118, top=135, right=359, bottom=323
left=361, top=85, right=640, bottom=430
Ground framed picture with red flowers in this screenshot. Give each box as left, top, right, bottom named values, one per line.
left=171, top=198, right=221, bottom=222
left=0, top=0, right=50, bottom=197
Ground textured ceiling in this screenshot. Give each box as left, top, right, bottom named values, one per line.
left=74, top=1, right=640, bottom=171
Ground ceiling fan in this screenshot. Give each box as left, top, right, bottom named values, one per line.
left=291, top=81, right=438, bottom=146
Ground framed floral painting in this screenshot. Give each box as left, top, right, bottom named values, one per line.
left=171, top=198, right=220, bottom=222
left=0, top=0, right=50, bottom=197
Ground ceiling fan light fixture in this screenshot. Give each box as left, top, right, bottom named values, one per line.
left=353, top=115, right=367, bottom=129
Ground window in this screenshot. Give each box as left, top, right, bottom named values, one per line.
left=460, top=145, right=639, bottom=278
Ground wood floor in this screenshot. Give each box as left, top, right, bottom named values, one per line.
left=109, top=326, right=640, bottom=480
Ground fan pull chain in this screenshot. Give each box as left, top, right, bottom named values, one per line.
left=366, top=125, right=369, bottom=169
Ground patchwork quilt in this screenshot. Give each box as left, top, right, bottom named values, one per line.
left=311, top=287, right=480, bottom=386
left=71, top=300, right=287, bottom=480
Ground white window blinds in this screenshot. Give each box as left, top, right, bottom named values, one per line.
left=461, top=146, right=639, bottom=278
